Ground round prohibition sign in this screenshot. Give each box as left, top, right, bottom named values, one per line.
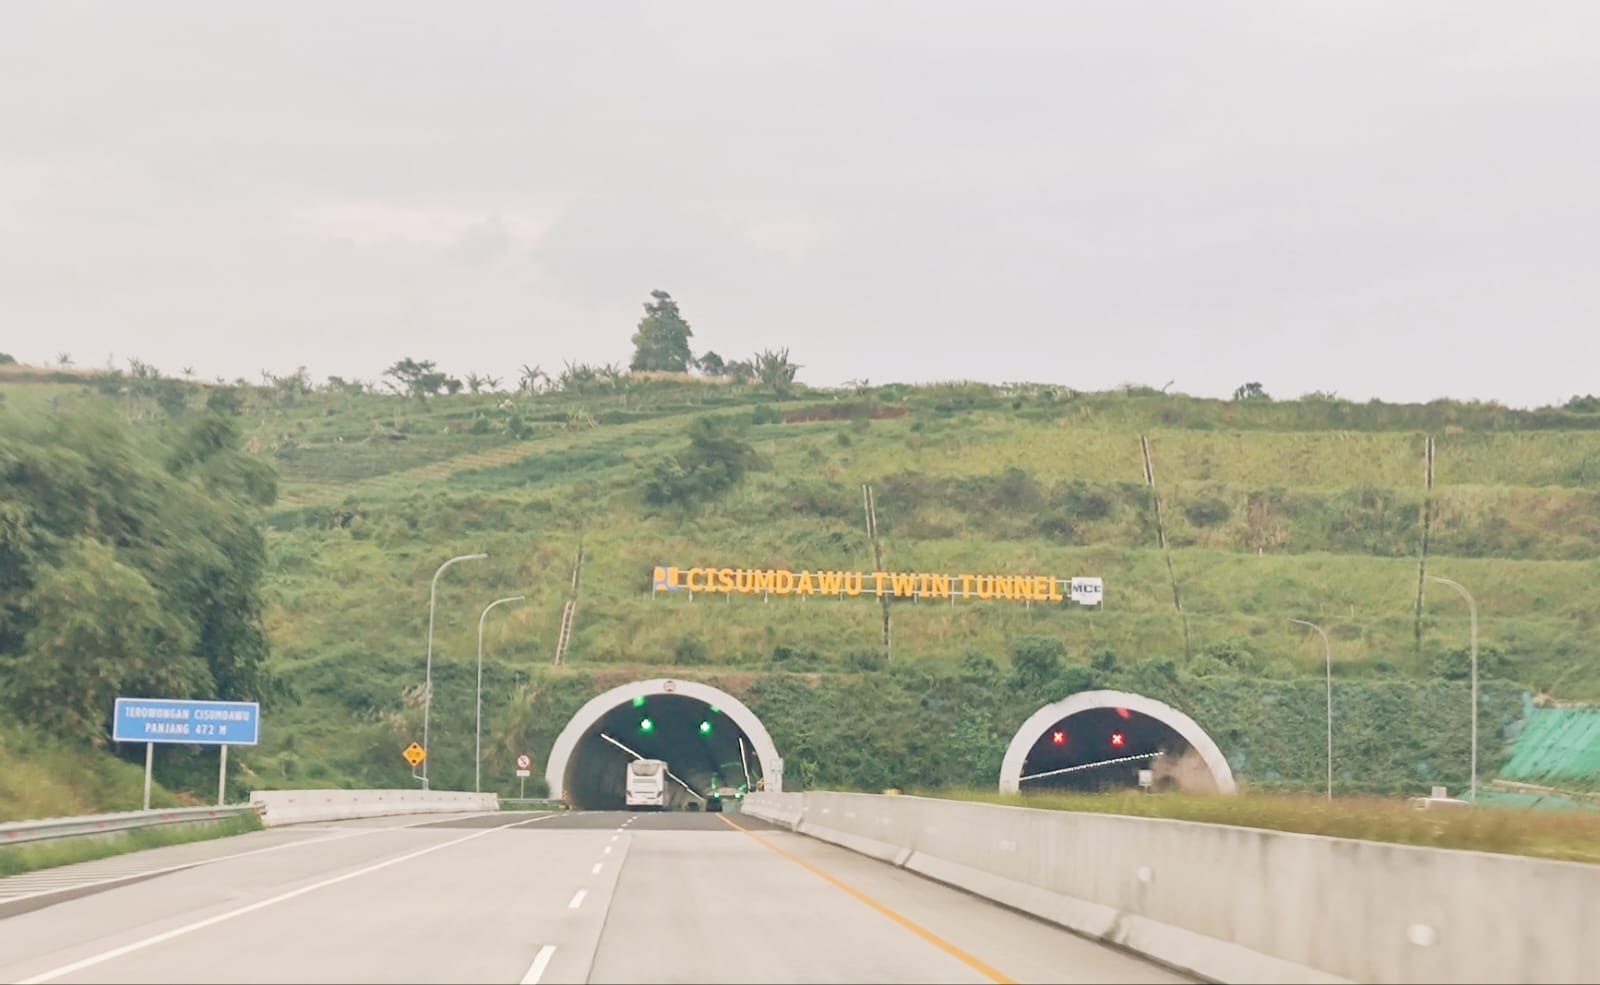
left=515, top=754, right=532, bottom=770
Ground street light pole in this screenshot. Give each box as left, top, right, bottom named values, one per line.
left=421, top=552, right=488, bottom=790
left=476, top=595, right=525, bottom=794
left=1425, top=575, right=1479, bottom=803
left=1289, top=619, right=1334, bottom=801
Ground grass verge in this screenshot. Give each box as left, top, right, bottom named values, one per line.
left=0, top=812, right=264, bottom=879
left=938, top=789, right=1600, bottom=865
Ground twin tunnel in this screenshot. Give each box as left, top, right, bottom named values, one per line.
left=546, top=681, right=1234, bottom=810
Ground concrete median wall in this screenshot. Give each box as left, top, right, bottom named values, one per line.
left=250, top=789, right=497, bottom=827
left=743, top=791, right=1600, bottom=985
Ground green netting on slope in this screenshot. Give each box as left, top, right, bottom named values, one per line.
left=1474, top=788, right=1600, bottom=812
left=1498, top=708, right=1600, bottom=789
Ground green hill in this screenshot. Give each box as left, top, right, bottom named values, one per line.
left=3, top=363, right=1599, bottom=809
left=252, top=379, right=1600, bottom=689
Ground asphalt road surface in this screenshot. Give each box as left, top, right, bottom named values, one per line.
left=0, top=811, right=1194, bottom=984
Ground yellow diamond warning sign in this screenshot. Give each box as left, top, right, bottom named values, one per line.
left=403, top=742, right=426, bottom=768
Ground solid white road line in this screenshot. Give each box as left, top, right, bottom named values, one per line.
left=519, top=945, right=556, bottom=985
left=567, top=889, right=587, bottom=910
left=2, top=811, right=517, bottom=905
left=2, top=826, right=392, bottom=907
left=16, top=814, right=557, bottom=985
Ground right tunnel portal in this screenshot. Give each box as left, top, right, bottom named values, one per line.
left=999, top=689, right=1238, bottom=795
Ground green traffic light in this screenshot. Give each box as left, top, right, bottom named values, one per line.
left=632, top=695, right=646, bottom=708
left=639, top=718, right=654, bottom=733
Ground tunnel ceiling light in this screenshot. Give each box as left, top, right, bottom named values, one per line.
left=1111, top=732, right=1125, bottom=747
left=639, top=718, right=654, bottom=733
left=1051, top=731, right=1066, bottom=746
left=710, top=705, right=721, bottom=714
left=632, top=696, right=647, bottom=708
left=1115, top=707, right=1131, bottom=720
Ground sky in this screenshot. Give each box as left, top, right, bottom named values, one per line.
left=2, top=2, right=1596, bottom=407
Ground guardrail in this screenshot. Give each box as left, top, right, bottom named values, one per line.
left=744, top=791, right=1600, bottom=985
left=1, top=805, right=260, bottom=847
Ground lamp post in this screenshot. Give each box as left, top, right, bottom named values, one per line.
left=420, top=552, right=488, bottom=790
left=476, top=595, right=525, bottom=793
left=1289, top=619, right=1333, bottom=800
left=1425, top=575, right=1478, bottom=803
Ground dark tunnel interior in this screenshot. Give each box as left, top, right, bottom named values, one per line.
left=1018, top=705, right=1213, bottom=794
left=563, top=694, right=764, bottom=810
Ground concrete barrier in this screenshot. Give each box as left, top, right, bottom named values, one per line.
left=743, top=792, right=1600, bottom=985
left=250, top=789, right=497, bottom=827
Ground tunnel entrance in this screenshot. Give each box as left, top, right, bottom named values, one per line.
left=545, top=679, right=784, bottom=810
left=999, top=690, right=1237, bottom=795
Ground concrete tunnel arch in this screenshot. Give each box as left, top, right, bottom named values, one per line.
left=999, top=689, right=1237, bottom=794
left=545, top=678, right=784, bottom=803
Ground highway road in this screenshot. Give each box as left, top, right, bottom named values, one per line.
left=0, top=811, right=1193, bottom=984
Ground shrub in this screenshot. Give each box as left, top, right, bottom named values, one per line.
left=1430, top=645, right=1512, bottom=682
left=1058, top=481, right=1114, bottom=521
left=1009, top=635, right=1066, bottom=690
left=1184, top=497, right=1232, bottom=528
left=643, top=416, right=762, bottom=506
left=769, top=645, right=822, bottom=671
left=673, top=636, right=709, bottom=666
left=846, top=649, right=888, bottom=672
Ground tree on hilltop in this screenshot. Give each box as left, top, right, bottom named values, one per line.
left=754, top=348, right=801, bottom=396
left=629, top=290, right=693, bottom=373
left=695, top=350, right=726, bottom=377
left=383, top=358, right=448, bottom=401
left=518, top=364, right=548, bottom=394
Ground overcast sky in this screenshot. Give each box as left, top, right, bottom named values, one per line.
left=2, top=2, right=1596, bottom=407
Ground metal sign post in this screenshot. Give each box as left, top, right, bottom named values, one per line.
left=143, top=742, right=154, bottom=811
left=516, top=753, right=532, bottom=798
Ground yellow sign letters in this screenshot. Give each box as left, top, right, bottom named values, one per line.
left=651, top=566, right=1066, bottom=603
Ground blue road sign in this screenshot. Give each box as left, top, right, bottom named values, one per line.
left=112, top=697, right=260, bottom=746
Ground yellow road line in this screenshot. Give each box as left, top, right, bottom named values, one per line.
left=718, top=814, right=1016, bottom=984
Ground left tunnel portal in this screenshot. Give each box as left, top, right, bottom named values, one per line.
left=544, top=679, right=784, bottom=810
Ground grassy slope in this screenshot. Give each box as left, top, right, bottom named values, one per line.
left=0, top=726, right=186, bottom=823
left=256, top=390, right=1600, bottom=687
left=6, top=374, right=1600, bottom=806
left=947, top=790, right=1600, bottom=864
